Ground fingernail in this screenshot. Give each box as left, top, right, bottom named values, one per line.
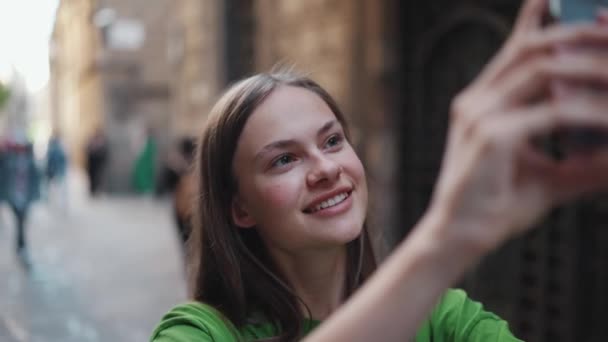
left=598, top=8, right=608, bottom=25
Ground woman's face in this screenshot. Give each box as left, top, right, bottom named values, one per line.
left=232, top=85, right=368, bottom=254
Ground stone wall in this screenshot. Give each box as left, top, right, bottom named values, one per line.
left=168, top=0, right=223, bottom=140
left=51, top=0, right=103, bottom=166
left=254, top=0, right=356, bottom=116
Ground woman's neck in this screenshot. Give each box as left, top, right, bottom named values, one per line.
left=270, top=246, right=348, bottom=321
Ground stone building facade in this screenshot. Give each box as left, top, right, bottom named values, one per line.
left=167, top=0, right=223, bottom=140
left=50, top=0, right=104, bottom=166
left=94, top=0, right=172, bottom=192
left=52, top=0, right=172, bottom=191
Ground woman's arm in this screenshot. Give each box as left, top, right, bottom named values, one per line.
left=305, top=210, right=484, bottom=341
left=306, top=0, right=608, bottom=340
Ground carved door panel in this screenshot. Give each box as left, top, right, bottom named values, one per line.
left=224, top=0, right=255, bottom=83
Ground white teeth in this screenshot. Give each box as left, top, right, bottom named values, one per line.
left=311, top=192, right=349, bottom=213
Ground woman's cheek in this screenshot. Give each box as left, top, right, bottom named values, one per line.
left=343, top=149, right=366, bottom=181
left=260, top=182, right=298, bottom=210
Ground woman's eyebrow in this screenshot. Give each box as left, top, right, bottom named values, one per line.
left=254, top=140, right=296, bottom=162
left=317, top=119, right=337, bottom=137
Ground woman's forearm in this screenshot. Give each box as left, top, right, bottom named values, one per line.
left=304, top=209, right=483, bottom=342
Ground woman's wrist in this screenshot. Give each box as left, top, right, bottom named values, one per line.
left=424, top=197, right=511, bottom=255
left=403, top=205, right=490, bottom=280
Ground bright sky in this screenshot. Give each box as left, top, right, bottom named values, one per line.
left=0, top=0, right=59, bottom=92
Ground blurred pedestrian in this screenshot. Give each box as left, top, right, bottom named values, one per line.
left=171, top=137, right=196, bottom=249
left=4, top=138, right=40, bottom=264
left=45, top=131, right=69, bottom=212
left=86, top=127, right=108, bottom=196
left=132, top=130, right=158, bottom=195
left=0, top=139, right=9, bottom=228
left=0, top=139, right=8, bottom=204
left=158, top=144, right=186, bottom=195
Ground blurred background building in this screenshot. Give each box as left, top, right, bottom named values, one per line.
left=50, top=0, right=101, bottom=167
left=43, top=1, right=608, bottom=341
left=52, top=0, right=172, bottom=192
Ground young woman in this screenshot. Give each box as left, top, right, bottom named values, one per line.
left=151, top=0, right=608, bottom=340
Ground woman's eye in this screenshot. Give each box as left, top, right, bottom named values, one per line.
left=325, top=134, right=343, bottom=149
left=271, top=155, right=295, bottom=168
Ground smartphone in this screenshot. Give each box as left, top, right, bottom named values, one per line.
left=549, top=0, right=608, bottom=154
left=550, top=0, right=608, bottom=23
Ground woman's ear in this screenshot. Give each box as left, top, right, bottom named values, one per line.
left=231, top=197, right=256, bottom=228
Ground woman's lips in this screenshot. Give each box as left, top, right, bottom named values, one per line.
left=304, top=191, right=353, bottom=216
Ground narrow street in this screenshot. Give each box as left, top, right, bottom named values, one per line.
left=0, top=170, right=186, bottom=342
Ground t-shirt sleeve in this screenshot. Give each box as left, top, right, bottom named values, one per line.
left=150, top=302, right=240, bottom=342
left=426, top=289, right=523, bottom=342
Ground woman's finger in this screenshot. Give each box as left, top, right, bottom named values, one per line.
left=478, top=94, right=608, bottom=153
left=531, top=95, right=608, bottom=134
left=497, top=53, right=608, bottom=106
left=469, top=0, right=548, bottom=88
left=523, top=24, right=608, bottom=57
left=489, top=24, right=608, bottom=85
left=598, top=7, right=608, bottom=25
left=548, top=148, right=608, bottom=203
left=479, top=98, right=608, bottom=203
left=513, top=0, right=548, bottom=37
left=458, top=51, right=608, bottom=123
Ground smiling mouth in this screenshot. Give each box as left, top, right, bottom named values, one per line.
left=304, top=191, right=352, bottom=214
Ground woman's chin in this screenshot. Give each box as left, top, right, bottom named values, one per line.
left=329, top=221, right=364, bottom=245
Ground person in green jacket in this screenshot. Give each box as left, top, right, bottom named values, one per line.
left=133, top=132, right=158, bottom=194
left=152, top=0, right=608, bottom=340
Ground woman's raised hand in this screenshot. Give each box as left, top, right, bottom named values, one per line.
left=428, top=0, right=608, bottom=254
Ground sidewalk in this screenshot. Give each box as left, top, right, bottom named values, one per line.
left=0, top=167, right=187, bottom=342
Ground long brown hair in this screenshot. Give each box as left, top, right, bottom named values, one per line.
left=188, top=71, right=376, bottom=341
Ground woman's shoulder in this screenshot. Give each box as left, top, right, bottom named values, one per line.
left=431, top=288, right=500, bottom=323
left=150, top=302, right=241, bottom=342
left=416, top=288, right=522, bottom=342
left=150, top=302, right=283, bottom=341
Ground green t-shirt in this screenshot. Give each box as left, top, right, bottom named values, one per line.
left=150, top=289, right=522, bottom=341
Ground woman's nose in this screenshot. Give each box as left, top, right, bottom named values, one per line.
left=306, top=153, right=342, bottom=187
